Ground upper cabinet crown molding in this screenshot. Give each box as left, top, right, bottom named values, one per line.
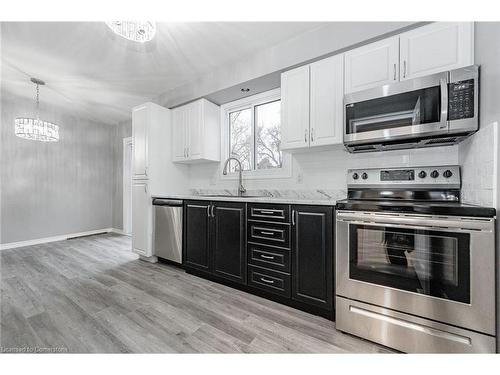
left=399, top=22, right=474, bottom=80
left=172, top=98, right=221, bottom=164
left=344, top=22, right=474, bottom=93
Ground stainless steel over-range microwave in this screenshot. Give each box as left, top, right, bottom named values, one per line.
left=343, top=65, right=479, bottom=153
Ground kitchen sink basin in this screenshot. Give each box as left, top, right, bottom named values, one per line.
left=198, top=194, right=265, bottom=198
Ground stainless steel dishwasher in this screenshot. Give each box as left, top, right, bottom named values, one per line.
left=152, top=198, right=183, bottom=264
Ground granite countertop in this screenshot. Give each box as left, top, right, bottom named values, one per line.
left=152, top=194, right=338, bottom=206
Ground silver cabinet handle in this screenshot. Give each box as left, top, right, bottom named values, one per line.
left=207, top=205, right=210, bottom=217
left=393, top=63, right=397, bottom=80
left=292, top=210, right=296, bottom=226
left=260, top=277, right=275, bottom=284
left=260, top=231, right=274, bottom=236
left=260, top=254, right=275, bottom=260
left=259, top=210, right=274, bottom=215
left=187, top=147, right=189, bottom=158
left=211, top=205, right=215, bottom=217
left=403, top=60, right=407, bottom=79
left=144, top=185, right=147, bottom=194
left=311, top=128, right=314, bottom=142
left=304, top=129, right=308, bottom=143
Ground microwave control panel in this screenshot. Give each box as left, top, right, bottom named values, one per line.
left=448, top=79, right=474, bottom=121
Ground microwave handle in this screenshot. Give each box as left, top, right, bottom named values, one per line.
left=439, top=78, right=448, bottom=129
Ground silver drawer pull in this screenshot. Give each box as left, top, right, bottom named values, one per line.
left=260, top=277, right=275, bottom=284
left=259, top=210, right=275, bottom=215
left=260, top=231, right=274, bottom=236
left=260, top=254, right=275, bottom=260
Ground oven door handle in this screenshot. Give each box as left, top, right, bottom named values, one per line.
left=336, top=212, right=494, bottom=231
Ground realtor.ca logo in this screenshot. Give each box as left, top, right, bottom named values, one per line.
left=0, top=346, right=68, bottom=353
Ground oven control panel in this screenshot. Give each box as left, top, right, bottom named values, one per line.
left=347, top=166, right=461, bottom=188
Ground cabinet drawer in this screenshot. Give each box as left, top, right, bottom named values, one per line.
left=248, top=244, right=290, bottom=273
left=248, top=222, right=290, bottom=248
left=248, top=203, right=289, bottom=223
left=248, top=265, right=291, bottom=298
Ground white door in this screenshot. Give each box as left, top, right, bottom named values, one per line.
left=400, top=22, right=474, bottom=80
left=344, top=36, right=399, bottom=93
left=281, top=65, right=310, bottom=150
left=132, top=104, right=148, bottom=178
left=187, top=101, right=203, bottom=160
left=132, top=181, right=151, bottom=256
left=123, top=138, right=133, bottom=235
left=309, top=54, right=344, bottom=147
left=172, top=107, right=187, bottom=162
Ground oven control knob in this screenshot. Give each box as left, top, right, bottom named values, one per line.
left=352, top=172, right=359, bottom=180
left=361, top=172, right=368, bottom=180
left=443, top=170, right=453, bottom=178
left=430, top=170, right=439, bottom=178
left=418, top=171, right=427, bottom=178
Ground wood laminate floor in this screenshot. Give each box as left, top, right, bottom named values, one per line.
left=0, top=233, right=391, bottom=353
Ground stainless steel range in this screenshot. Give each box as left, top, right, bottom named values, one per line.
left=335, top=166, right=496, bottom=353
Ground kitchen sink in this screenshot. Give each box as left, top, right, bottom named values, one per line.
left=198, top=194, right=265, bottom=198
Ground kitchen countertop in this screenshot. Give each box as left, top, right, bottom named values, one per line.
left=152, top=194, right=338, bottom=206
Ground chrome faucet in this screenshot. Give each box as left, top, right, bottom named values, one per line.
left=222, top=157, right=246, bottom=197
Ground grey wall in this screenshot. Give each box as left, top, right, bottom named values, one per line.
left=111, top=120, right=132, bottom=230
left=471, top=21, right=500, bottom=352
left=0, top=89, right=115, bottom=244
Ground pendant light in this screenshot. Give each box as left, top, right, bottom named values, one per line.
left=14, top=78, right=59, bottom=142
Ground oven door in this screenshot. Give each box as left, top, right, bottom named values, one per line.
left=336, top=211, right=496, bottom=335
left=344, top=72, right=448, bottom=145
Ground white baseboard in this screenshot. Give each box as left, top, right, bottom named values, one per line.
left=110, top=228, right=131, bottom=236
left=0, top=228, right=115, bottom=251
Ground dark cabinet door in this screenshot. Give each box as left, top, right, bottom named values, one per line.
left=291, top=205, right=333, bottom=310
left=212, top=202, right=247, bottom=284
left=184, top=200, right=211, bottom=272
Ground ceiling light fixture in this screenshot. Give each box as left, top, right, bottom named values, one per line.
left=106, top=21, right=156, bottom=43
left=15, top=78, right=59, bottom=142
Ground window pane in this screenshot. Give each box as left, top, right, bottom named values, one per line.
left=229, top=108, right=252, bottom=172
left=255, top=100, right=282, bottom=170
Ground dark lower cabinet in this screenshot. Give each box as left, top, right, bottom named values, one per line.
left=212, top=202, right=246, bottom=284
left=184, top=201, right=211, bottom=272
left=183, top=200, right=334, bottom=320
left=291, top=205, right=333, bottom=310
left=183, top=200, right=247, bottom=285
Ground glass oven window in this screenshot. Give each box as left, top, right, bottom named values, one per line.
left=345, top=86, right=441, bottom=135
left=349, top=225, right=470, bottom=304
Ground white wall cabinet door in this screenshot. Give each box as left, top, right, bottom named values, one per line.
left=310, top=54, right=344, bottom=147
left=132, top=181, right=151, bottom=257
left=400, top=22, right=474, bottom=81
left=172, top=107, right=188, bottom=162
left=344, top=36, right=399, bottom=93
left=187, top=102, right=203, bottom=160
left=132, top=104, right=148, bottom=178
left=281, top=65, right=310, bottom=150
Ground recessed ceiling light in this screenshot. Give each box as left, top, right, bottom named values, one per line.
left=240, top=88, right=250, bottom=92
left=106, top=21, right=156, bottom=43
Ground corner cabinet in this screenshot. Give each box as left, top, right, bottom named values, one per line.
left=344, top=22, right=474, bottom=93
left=281, top=54, right=344, bottom=151
left=291, top=205, right=333, bottom=310
left=184, top=200, right=247, bottom=285
left=172, top=99, right=221, bottom=164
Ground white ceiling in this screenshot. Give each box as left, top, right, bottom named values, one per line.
left=1, top=22, right=326, bottom=124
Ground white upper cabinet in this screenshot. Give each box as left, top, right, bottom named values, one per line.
left=400, top=22, right=474, bottom=80
left=132, top=104, right=148, bottom=179
left=281, top=65, right=310, bottom=150
left=172, top=98, right=220, bottom=163
left=309, top=54, right=344, bottom=147
left=344, top=36, right=399, bottom=93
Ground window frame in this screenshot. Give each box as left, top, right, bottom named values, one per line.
left=220, top=88, right=292, bottom=180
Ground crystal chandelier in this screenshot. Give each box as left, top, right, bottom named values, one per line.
left=15, top=78, right=60, bottom=142
left=106, top=21, right=156, bottom=43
